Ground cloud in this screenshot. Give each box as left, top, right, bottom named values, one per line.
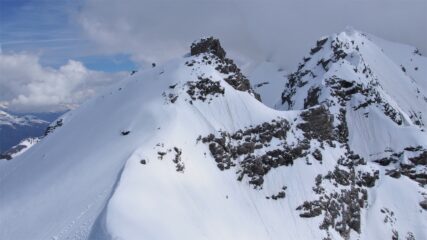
left=0, top=52, right=126, bottom=112
left=2, top=0, right=425, bottom=113
left=0, top=0, right=90, bottom=66
left=78, top=0, right=427, bottom=69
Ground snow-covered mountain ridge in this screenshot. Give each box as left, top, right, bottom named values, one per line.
left=279, top=29, right=427, bottom=183
left=280, top=29, right=427, bottom=128
left=0, top=31, right=426, bottom=240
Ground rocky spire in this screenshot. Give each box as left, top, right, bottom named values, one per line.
left=190, top=37, right=226, bottom=59
left=189, top=37, right=261, bottom=101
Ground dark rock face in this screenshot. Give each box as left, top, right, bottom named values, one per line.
left=297, top=162, right=374, bottom=238
left=386, top=169, right=401, bottom=178
left=186, top=77, right=225, bottom=103
left=409, top=150, right=427, bottom=165
left=373, top=151, right=402, bottom=166
left=326, top=77, right=365, bottom=104
left=200, top=118, right=304, bottom=188
left=44, top=119, right=63, bottom=136
left=324, top=167, right=351, bottom=186
left=325, top=76, right=403, bottom=127
left=297, top=201, right=322, bottom=218
left=291, top=103, right=377, bottom=238
left=310, top=38, right=328, bottom=55
left=304, top=87, right=321, bottom=109
left=318, top=58, right=331, bottom=71
left=191, top=37, right=226, bottom=60
left=281, top=70, right=309, bottom=108
left=214, top=58, right=255, bottom=96
left=376, top=148, right=427, bottom=186
left=336, top=109, right=349, bottom=144
left=358, top=170, right=379, bottom=188
left=297, top=106, right=335, bottom=142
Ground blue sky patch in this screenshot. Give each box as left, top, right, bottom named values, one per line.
left=0, top=0, right=136, bottom=73
left=76, top=54, right=137, bottom=73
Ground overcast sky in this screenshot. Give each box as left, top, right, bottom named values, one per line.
left=1, top=0, right=426, bottom=112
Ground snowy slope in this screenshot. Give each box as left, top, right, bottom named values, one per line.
left=369, top=34, right=427, bottom=98
left=0, top=35, right=426, bottom=240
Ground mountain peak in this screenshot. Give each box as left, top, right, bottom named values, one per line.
left=190, top=37, right=226, bottom=59
left=187, top=37, right=261, bottom=100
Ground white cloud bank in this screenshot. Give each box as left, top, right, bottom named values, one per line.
left=78, top=0, right=427, bottom=69
left=2, top=0, right=426, bottom=113
left=0, top=53, right=126, bottom=112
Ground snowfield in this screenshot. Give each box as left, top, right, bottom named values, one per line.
left=1, top=31, right=426, bottom=240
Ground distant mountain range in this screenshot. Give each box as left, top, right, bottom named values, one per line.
left=0, top=110, right=63, bottom=158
